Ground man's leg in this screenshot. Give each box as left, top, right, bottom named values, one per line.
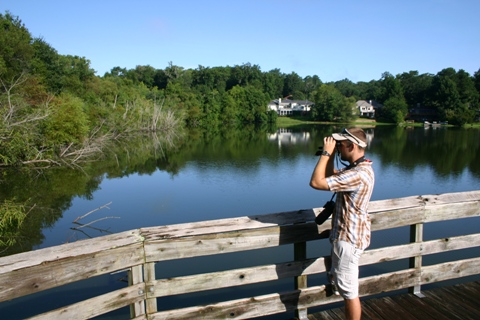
left=344, top=297, right=361, bottom=320
left=331, top=241, right=363, bottom=320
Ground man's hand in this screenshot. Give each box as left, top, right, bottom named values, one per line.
left=323, top=136, right=336, bottom=156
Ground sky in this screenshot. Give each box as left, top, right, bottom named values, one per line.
left=1, top=0, right=479, bottom=83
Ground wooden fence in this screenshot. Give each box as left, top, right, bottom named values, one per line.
left=0, top=190, right=479, bottom=319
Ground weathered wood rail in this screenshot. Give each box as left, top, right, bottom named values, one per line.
left=0, top=190, right=479, bottom=319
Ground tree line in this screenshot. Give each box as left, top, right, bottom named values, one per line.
left=2, top=12, right=480, bottom=168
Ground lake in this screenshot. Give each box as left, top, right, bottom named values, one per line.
left=0, top=124, right=479, bottom=319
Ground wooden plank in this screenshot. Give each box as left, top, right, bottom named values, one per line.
left=140, top=209, right=320, bottom=239
left=359, top=269, right=420, bottom=297
left=422, top=190, right=480, bottom=204
left=149, top=270, right=419, bottom=319
left=129, top=265, right=145, bottom=318
left=409, top=223, right=423, bottom=295
left=294, top=241, right=308, bottom=320
left=311, top=282, right=480, bottom=320
left=370, top=206, right=425, bottom=231
left=145, top=234, right=480, bottom=299
left=360, top=302, right=383, bottom=320
left=363, top=296, right=416, bottom=319
left=148, top=285, right=342, bottom=320
left=442, top=284, right=480, bottom=308
left=425, top=201, right=480, bottom=222
left=27, top=283, right=145, bottom=320
left=148, top=257, right=326, bottom=297
left=432, top=287, right=480, bottom=319
left=422, top=289, right=479, bottom=320
left=0, top=242, right=144, bottom=302
left=367, top=195, right=425, bottom=213
left=144, top=262, right=158, bottom=314
left=143, top=223, right=324, bottom=262
left=361, top=233, right=480, bottom=267
left=421, top=257, right=480, bottom=284
left=0, top=229, right=143, bottom=272
left=390, top=293, right=448, bottom=320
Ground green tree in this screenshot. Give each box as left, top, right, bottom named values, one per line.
left=378, top=72, right=408, bottom=122
left=228, top=84, right=269, bottom=123
left=31, top=37, right=63, bottom=93
left=283, top=72, right=304, bottom=99
left=398, top=71, right=433, bottom=108
left=41, top=93, right=90, bottom=146
left=381, top=97, right=408, bottom=124
left=333, top=78, right=359, bottom=98
left=262, top=68, right=284, bottom=99
left=432, top=75, right=473, bottom=126
left=312, top=84, right=353, bottom=122
left=0, top=12, right=33, bottom=80
left=304, top=75, right=322, bottom=101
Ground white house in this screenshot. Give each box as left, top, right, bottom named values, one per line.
left=356, top=100, right=376, bottom=118
left=268, top=98, right=314, bottom=116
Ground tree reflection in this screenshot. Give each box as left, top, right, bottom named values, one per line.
left=1, top=125, right=479, bottom=256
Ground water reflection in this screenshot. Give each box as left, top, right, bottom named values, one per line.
left=1, top=125, right=479, bottom=319
left=0, top=125, right=479, bottom=256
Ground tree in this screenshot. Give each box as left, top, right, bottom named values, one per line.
left=41, top=93, right=90, bottom=146
left=356, top=80, right=382, bottom=102
left=228, top=84, right=269, bottom=124
left=312, top=84, right=353, bottom=122
left=31, top=37, right=63, bottom=93
left=431, top=75, right=473, bottom=126
left=0, top=12, right=33, bottom=81
left=262, top=68, right=284, bottom=99
left=377, top=72, right=408, bottom=123
left=283, top=72, right=304, bottom=99
left=333, top=78, right=358, bottom=98
left=398, top=71, right=433, bottom=108
left=381, top=97, right=408, bottom=124
left=304, top=75, right=322, bottom=101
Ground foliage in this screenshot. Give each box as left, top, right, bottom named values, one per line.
left=311, top=84, right=355, bottom=122
left=0, top=199, right=27, bottom=247
left=42, top=93, right=90, bottom=145
left=1, top=11, right=480, bottom=170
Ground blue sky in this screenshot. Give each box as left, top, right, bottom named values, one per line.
left=2, top=0, right=479, bottom=83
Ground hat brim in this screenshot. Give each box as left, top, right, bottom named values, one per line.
left=332, top=133, right=367, bottom=148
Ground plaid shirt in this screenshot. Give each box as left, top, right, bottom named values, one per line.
left=326, top=160, right=374, bottom=250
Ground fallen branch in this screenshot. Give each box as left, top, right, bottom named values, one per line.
left=73, top=202, right=112, bottom=223
left=72, top=216, right=120, bottom=230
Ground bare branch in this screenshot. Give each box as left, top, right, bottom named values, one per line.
left=73, top=202, right=112, bottom=223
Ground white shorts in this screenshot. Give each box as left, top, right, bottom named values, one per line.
left=331, top=240, right=363, bottom=299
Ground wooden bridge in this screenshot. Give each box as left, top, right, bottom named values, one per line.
left=0, top=190, right=479, bottom=319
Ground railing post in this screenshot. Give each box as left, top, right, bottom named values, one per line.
left=294, top=241, right=308, bottom=320
left=144, top=262, right=158, bottom=315
left=409, top=223, right=425, bottom=297
left=129, top=265, right=145, bottom=317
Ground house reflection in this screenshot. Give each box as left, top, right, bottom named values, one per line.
left=267, top=128, right=311, bottom=148
left=268, top=128, right=375, bottom=150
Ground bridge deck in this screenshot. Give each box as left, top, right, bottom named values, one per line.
left=307, top=281, right=480, bottom=320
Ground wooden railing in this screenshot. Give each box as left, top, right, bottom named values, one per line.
left=0, top=190, right=479, bottom=319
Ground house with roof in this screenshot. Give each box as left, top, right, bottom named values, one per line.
left=356, top=100, right=378, bottom=118
left=268, top=98, right=314, bottom=116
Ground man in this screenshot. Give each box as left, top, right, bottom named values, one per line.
left=309, top=127, right=374, bottom=320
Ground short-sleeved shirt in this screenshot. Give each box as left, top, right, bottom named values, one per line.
left=326, top=160, right=374, bottom=250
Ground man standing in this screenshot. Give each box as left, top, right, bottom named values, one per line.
left=310, top=128, right=374, bottom=320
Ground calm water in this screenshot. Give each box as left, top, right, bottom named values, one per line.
left=1, top=124, right=479, bottom=319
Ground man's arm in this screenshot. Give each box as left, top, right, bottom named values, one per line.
left=310, top=137, right=336, bottom=190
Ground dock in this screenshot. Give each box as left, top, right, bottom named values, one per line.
left=309, top=281, right=480, bottom=319
left=0, top=190, right=479, bottom=319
